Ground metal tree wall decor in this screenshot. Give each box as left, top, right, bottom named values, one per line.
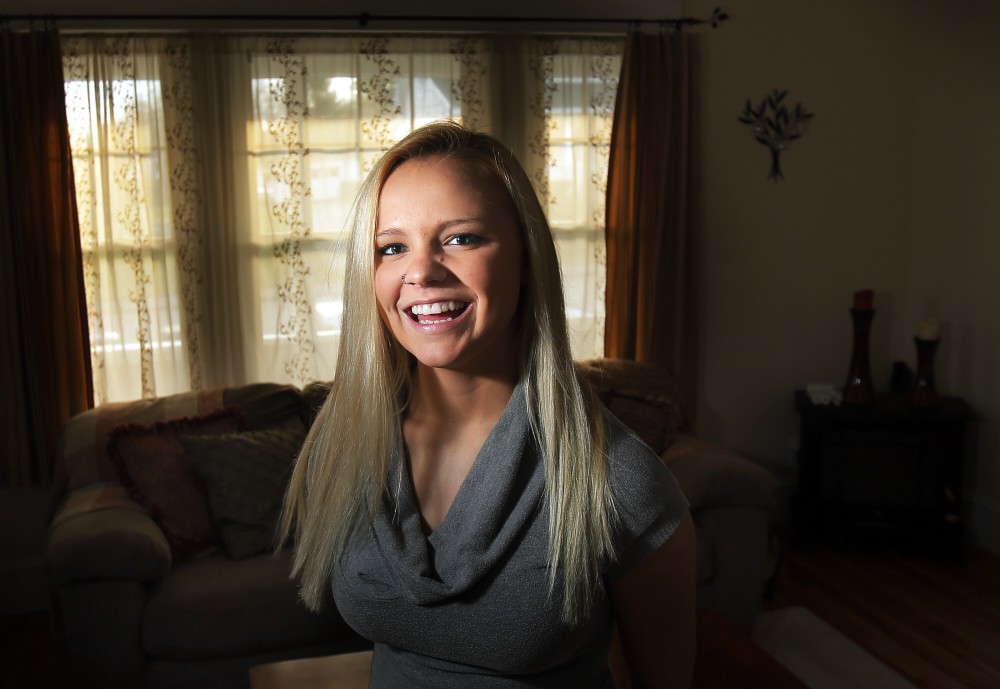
left=738, top=89, right=813, bottom=181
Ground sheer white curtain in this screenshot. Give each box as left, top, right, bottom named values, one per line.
left=63, top=36, right=198, bottom=403
left=63, top=33, right=621, bottom=403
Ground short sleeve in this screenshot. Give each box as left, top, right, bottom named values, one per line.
left=604, top=420, right=689, bottom=581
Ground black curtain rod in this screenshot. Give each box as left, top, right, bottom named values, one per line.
left=2, top=8, right=729, bottom=30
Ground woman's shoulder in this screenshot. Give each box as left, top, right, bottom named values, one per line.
left=604, top=413, right=665, bottom=472
left=602, top=415, right=689, bottom=578
left=604, top=412, right=688, bottom=515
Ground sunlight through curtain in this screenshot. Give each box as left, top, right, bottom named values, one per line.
left=63, top=33, right=621, bottom=403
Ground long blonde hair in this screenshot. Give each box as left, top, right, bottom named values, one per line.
left=280, top=121, right=613, bottom=625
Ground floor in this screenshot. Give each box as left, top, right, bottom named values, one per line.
left=3, top=544, right=999, bottom=689
left=768, top=542, right=1000, bottom=689
left=0, top=611, right=72, bottom=689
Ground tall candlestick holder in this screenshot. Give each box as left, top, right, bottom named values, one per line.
left=908, top=337, right=940, bottom=407
left=843, top=308, right=875, bottom=405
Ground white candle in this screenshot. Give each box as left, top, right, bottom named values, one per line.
left=916, top=319, right=941, bottom=341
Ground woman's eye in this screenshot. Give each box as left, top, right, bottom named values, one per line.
left=446, top=233, right=483, bottom=247
left=377, top=243, right=405, bottom=256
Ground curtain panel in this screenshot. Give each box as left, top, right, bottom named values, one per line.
left=1, top=25, right=92, bottom=486
left=605, top=30, right=700, bottom=422
left=62, top=33, right=621, bottom=403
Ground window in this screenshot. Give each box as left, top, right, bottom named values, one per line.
left=64, top=34, right=621, bottom=403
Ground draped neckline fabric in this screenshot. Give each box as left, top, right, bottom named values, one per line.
left=371, top=380, right=546, bottom=606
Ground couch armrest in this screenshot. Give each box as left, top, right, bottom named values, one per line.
left=663, top=436, right=776, bottom=512
left=47, top=507, right=172, bottom=587
left=661, top=436, right=778, bottom=631
left=693, top=505, right=772, bottom=631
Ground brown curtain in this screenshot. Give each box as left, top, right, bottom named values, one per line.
left=1, top=24, right=93, bottom=487
left=605, top=30, right=700, bottom=424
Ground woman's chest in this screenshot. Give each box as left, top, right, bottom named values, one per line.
left=403, top=419, right=490, bottom=534
left=332, top=510, right=610, bottom=675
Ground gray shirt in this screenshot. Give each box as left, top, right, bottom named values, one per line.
left=332, top=382, right=688, bottom=688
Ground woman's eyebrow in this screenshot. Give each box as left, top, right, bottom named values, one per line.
left=435, top=217, right=491, bottom=233
left=375, top=227, right=404, bottom=239
left=377, top=217, right=486, bottom=238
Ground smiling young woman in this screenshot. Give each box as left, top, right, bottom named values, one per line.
left=280, top=121, right=695, bottom=689
left=372, top=155, right=530, bottom=534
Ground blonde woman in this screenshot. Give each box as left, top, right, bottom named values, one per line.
left=282, top=121, right=695, bottom=688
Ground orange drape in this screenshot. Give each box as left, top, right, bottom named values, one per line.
left=1, top=25, right=93, bottom=486
left=605, top=30, right=700, bottom=423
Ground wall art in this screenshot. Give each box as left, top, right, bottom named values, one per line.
left=738, top=89, right=813, bottom=181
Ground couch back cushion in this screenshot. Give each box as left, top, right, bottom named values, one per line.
left=576, top=358, right=687, bottom=454
left=61, top=389, right=227, bottom=494
left=222, top=383, right=309, bottom=430
left=300, top=381, right=333, bottom=427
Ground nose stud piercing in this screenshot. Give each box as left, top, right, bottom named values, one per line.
left=401, top=274, right=406, bottom=283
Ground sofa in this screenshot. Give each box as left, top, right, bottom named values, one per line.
left=45, top=359, right=777, bottom=689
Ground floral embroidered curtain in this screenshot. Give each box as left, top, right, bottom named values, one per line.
left=63, top=33, right=621, bottom=403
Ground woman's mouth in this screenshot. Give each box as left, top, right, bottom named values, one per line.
left=408, top=301, right=470, bottom=324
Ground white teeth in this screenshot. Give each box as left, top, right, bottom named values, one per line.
left=410, top=301, right=461, bottom=316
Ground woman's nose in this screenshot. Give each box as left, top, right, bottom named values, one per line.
left=403, top=246, right=447, bottom=286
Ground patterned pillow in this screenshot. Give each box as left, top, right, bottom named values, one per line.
left=107, top=407, right=244, bottom=557
left=181, top=423, right=306, bottom=561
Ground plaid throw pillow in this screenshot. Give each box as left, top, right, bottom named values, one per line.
left=182, top=423, right=306, bottom=560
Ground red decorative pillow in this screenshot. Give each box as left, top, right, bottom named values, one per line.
left=107, top=407, right=244, bottom=557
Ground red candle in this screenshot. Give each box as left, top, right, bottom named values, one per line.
left=853, top=289, right=874, bottom=311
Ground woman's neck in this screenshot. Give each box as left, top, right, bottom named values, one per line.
left=408, top=364, right=518, bottom=427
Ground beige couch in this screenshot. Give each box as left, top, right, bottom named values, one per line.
left=45, top=360, right=776, bottom=689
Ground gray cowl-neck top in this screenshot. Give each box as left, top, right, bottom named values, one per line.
left=332, top=382, right=687, bottom=688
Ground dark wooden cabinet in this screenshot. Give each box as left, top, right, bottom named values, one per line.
left=792, top=391, right=973, bottom=557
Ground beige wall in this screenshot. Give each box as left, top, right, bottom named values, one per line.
left=684, top=0, right=1000, bottom=550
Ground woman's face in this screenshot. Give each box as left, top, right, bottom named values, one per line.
left=374, top=155, right=525, bottom=376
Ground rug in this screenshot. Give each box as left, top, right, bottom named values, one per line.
left=752, top=607, right=918, bottom=689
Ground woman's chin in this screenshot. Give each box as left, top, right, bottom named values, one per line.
left=408, top=344, right=518, bottom=379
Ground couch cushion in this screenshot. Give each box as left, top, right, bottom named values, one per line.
left=108, top=408, right=245, bottom=557
left=300, top=381, right=332, bottom=427
left=182, top=423, right=306, bottom=560
left=576, top=358, right=686, bottom=453
left=694, top=523, right=715, bottom=586
left=222, top=383, right=307, bottom=430
left=143, top=551, right=351, bottom=660
left=666, top=443, right=776, bottom=511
